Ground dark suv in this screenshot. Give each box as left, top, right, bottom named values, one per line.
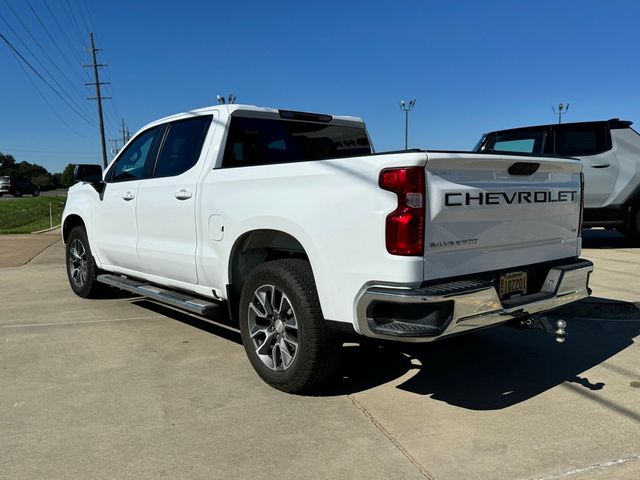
left=0, top=176, right=40, bottom=197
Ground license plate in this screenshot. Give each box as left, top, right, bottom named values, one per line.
left=499, top=271, right=528, bottom=299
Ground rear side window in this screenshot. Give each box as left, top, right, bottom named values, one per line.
left=111, top=126, right=161, bottom=181
left=485, top=131, right=544, bottom=154
left=222, top=116, right=372, bottom=168
left=154, top=116, right=212, bottom=177
left=555, top=126, right=608, bottom=156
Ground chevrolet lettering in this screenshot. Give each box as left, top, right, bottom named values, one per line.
left=445, top=190, right=578, bottom=207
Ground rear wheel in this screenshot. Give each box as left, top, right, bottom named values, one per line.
left=32, top=189, right=40, bottom=197
left=65, top=226, right=106, bottom=298
left=617, top=207, right=640, bottom=240
left=13, top=190, right=22, bottom=197
left=239, top=259, right=341, bottom=393
left=632, top=209, right=640, bottom=239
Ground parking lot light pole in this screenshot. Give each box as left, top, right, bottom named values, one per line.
left=552, top=103, right=569, bottom=124
left=399, top=99, right=416, bottom=150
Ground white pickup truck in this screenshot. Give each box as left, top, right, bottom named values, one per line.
left=63, top=105, right=593, bottom=392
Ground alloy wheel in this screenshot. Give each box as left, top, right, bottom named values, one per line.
left=247, top=284, right=299, bottom=371
left=68, top=238, right=88, bottom=288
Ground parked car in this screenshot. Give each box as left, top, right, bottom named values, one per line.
left=474, top=119, right=640, bottom=238
left=63, top=104, right=592, bottom=392
left=0, top=176, right=40, bottom=197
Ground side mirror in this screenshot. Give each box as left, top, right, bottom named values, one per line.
left=74, top=164, right=103, bottom=183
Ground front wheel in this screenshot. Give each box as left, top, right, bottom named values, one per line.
left=65, top=226, right=106, bottom=298
left=13, top=190, right=22, bottom=197
left=32, top=189, right=40, bottom=197
left=239, top=259, right=341, bottom=393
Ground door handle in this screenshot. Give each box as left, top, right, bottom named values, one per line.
left=174, top=189, right=192, bottom=200
left=122, top=192, right=135, bottom=201
left=589, top=164, right=611, bottom=168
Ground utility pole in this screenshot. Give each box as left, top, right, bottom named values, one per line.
left=108, top=138, right=121, bottom=157
left=120, top=118, right=129, bottom=146
left=109, top=119, right=131, bottom=157
left=552, top=103, right=569, bottom=124
left=399, top=99, right=416, bottom=150
left=84, top=32, right=110, bottom=168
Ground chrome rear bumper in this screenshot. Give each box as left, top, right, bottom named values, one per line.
left=355, top=259, right=594, bottom=343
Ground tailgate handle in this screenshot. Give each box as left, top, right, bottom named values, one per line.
left=508, top=162, right=540, bottom=176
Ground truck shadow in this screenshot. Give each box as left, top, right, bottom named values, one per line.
left=582, top=229, right=638, bottom=249
left=129, top=295, right=639, bottom=411
left=318, top=313, right=640, bottom=410
left=131, top=299, right=243, bottom=345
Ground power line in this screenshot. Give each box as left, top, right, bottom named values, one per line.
left=0, top=31, right=98, bottom=127
left=0, top=9, right=96, bottom=124
left=79, top=0, right=97, bottom=33
left=7, top=51, right=92, bottom=138
left=42, top=0, right=87, bottom=69
left=26, top=0, right=88, bottom=86
left=74, top=0, right=92, bottom=35
left=2, top=0, right=94, bottom=116
left=62, top=0, right=86, bottom=46
left=1, top=147, right=99, bottom=154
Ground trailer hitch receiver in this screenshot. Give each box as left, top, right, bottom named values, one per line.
left=519, top=316, right=568, bottom=343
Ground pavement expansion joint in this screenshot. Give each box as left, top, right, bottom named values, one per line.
left=1, top=315, right=164, bottom=329
left=25, top=239, right=62, bottom=265
left=532, top=454, right=640, bottom=479
left=348, top=394, right=435, bottom=480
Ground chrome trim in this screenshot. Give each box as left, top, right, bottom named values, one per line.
left=355, top=260, right=594, bottom=343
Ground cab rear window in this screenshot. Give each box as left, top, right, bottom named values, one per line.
left=222, top=116, right=371, bottom=168
left=555, top=126, right=608, bottom=156
left=484, top=131, right=544, bottom=154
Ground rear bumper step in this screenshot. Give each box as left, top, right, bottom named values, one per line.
left=355, top=259, right=594, bottom=342
left=97, top=274, right=223, bottom=317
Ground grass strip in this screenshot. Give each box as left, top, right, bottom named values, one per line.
left=0, top=196, right=67, bottom=234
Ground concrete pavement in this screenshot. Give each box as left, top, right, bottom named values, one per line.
left=0, top=228, right=61, bottom=268
left=0, top=230, right=638, bottom=479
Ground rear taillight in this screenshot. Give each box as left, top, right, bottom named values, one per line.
left=578, top=172, right=585, bottom=234
left=379, top=167, right=425, bottom=256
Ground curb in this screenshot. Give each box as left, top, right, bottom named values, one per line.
left=31, top=225, right=61, bottom=234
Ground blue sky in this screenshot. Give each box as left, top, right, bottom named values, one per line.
left=1, top=0, right=639, bottom=173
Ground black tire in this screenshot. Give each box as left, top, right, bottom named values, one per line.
left=239, top=259, right=341, bottom=393
left=32, top=189, right=40, bottom=197
left=65, top=226, right=106, bottom=298
left=14, top=190, right=22, bottom=197
left=617, top=207, right=640, bottom=240
left=631, top=208, right=640, bottom=239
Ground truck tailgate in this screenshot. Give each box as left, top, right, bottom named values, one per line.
left=423, top=152, right=582, bottom=281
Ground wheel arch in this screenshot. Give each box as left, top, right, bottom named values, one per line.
left=227, top=229, right=320, bottom=321
left=62, top=214, right=86, bottom=244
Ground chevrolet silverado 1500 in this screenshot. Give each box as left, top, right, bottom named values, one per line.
left=63, top=105, right=593, bottom=392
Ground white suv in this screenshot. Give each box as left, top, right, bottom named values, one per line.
left=475, top=119, right=640, bottom=238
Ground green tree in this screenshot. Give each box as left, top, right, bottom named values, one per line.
left=60, top=163, right=75, bottom=187
left=32, top=173, right=52, bottom=188
left=0, top=152, right=17, bottom=175
left=51, top=172, right=62, bottom=187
